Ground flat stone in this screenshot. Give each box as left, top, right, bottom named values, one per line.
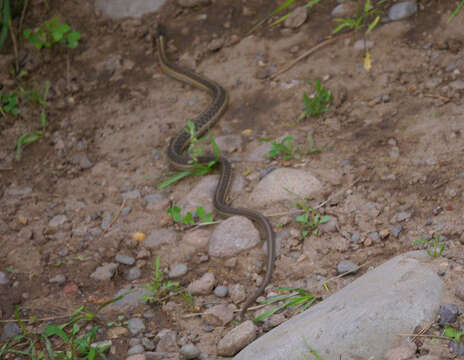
left=337, top=260, right=359, bottom=275
left=180, top=343, right=201, bottom=359
left=144, top=229, right=177, bottom=248
left=90, top=263, right=118, bottom=281
left=125, top=267, right=142, bottom=281
left=127, top=318, right=146, bottom=335
left=49, top=215, right=68, bottom=228
left=209, top=216, right=260, bottom=257
left=116, top=254, right=136, bottom=265
left=388, top=1, right=418, bottom=21
left=1, top=322, right=22, bottom=341
left=156, top=329, right=178, bottom=353
left=438, top=303, right=459, bottom=325
left=250, top=168, right=322, bottom=207
left=6, top=186, right=32, bottom=196
left=284, top=6, right=308, bottom=28
left=95, top=0, right=166, bottom=19
left=168, top=263, right=188, bottom=278
left=233, top=251, right=443, bottom=360
left=218, top=320, right=257, bottom=356
left=49, top=274, right=66, bottom=284
left=202, top=304, right=234, bottom=326
left=0, top=271, right=9, bottom=285
left=187, top=272, right=216, bottom=295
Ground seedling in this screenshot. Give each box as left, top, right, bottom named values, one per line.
left=253, top=287, right=317, bottom=322
left=296, top=202, right=330, bottom=238
left=332, top=0, right=383, bottom=35
left=0, top=304, right=113, bottom=359
left=444, top=326, right=464, bottom=343
left=15, top=109, right=47, bottom=160
left=413, top=234, right=446, bottom=258
left=0, top=91, right=19, bottom=116
left=24, top=16, right=81, bottom=49
left=248, top=0, right=321, bottom=33
left=158, top=120, right=221, bottom=189
left=299, top=79, right=333, bottom=120
left=304, top=133, right=323, bottom=154
left=449, top=0, right=464, bottom=21
left=142, top=255, right=193, bottom=307
left=263, top=135, right=299, bottom=160
left=167, top=205, right=214, bottom=225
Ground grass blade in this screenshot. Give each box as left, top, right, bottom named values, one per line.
left=0, top=0, right=10, bottom=49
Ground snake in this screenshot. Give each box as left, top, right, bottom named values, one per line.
left=155, top=25, right=276, bottom=319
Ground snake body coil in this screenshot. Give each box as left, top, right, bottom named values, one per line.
left=156, top=26, right=276, bottom=319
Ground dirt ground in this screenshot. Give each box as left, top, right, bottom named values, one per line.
left=1, top=0, right=464, bottom=358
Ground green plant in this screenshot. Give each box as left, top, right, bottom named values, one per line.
left=0, top=0, right=11, bottom=50
left=299, top=79, right=333, bottom=120
left=444, top=325, right=464, bottom=343
left=142, top=255, right=193, bottom=306
left=158, top=120, right=221, bottom=189
left=248, top=0, right=321, bottom=33
left=15, top=108, right=47, bottom=160
left=0, top=91, right=19, bottom=116
left=304, top=133, right=323, bottom=154
left=0, top=306, right=110, bottom=359
left=332, top=0, right=383, bottom=35
left=167, top=205, right=214, bottom=225
left=413, top=234, right=446, bottom=257
left=449, top=0, right=464, bottom=21
left=106, top=315, right=127, bottom=327
left=263, top=135, right=299, bottom=160
left=24, top=16, right=81, bottom=49
left=253, top=287, right=317, bottom=322
left=296, top=202, right=330, bottom=238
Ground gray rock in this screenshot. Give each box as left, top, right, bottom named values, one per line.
left=214, top=285, right=229, bottom=297
left=318, top=217, right=338, bottom=234
left=449, top=80, right=464, bottom=90
left=72, top=153, right=93, bottom=169
left=49, top=274, right=66, bottom=284
left=182, top=229, right=210, bottom=248
left=144, top=229, right=177, bottom=248
left=49, top=214, right=67, bottom=228
left=456, top=282, right=464, bottom=301
left=122, top=190, right=141, bottom=200
left=142, top=337, right=156, bottom=351
left=116, top=254, right=136, bottom=265
left=246, top=142, right=272, bottom=162
left=451, top=340, right=464, bottom=356
left=388, top=1, right=418, bottom=21
left=367, top=232, right=379, bottom=241
left=391, top=225, right=403, bottom=238
left=180, top=343, right=201, bottom=359
left=128, top=344, right=145, bottom=355
left=337, top=260, right=359, bottom=275
left=145, top=194, right=165, bottom=204
left=1, top=322, right=22, bottom=341
left=392, top=211, right=411, bottom=223
left=125, top=267, right=142, bottom=281
left=177, top=0, right=209, bottom=7
left=350, top=232, right=361, bottom=243
left=0, top=271, right=9, bottom=285
left=233, top=251, right=443, bottom=360
left=127, top=318, right=146, bottom=335
left=384, top=343, right=417, bottom=360
left=121, top=207, right=132, bottom=216
left=284, top=6, right=308, bottom=29
left=95, top=0, right=166, bottom=19
left=208, top=37, right=225, bottom=52
left=129, top=338, right=141, bottom=347
left=438, top=303, right=459, bottom=325
left=168, top=263, right=188, bottom=279
left=250, top=168, right=322, bottom=206
left=331, top=2, right=357, bottom=17
left=90, top=263, right=118, bottom=281
left=353, top=39, right=374, bottom=51
left=187, top=273, right=216, bottom=295
left=229, top=284, right=247, bottom=304
left=209, top=216, right=260, bottom=257
left=215, top=135, right=243, bottom=153
left=6, top=186, right=32, bottom=196
left=202, top=304, right=234, bottom=326
left=102, top=286, right=151, bottom=312
left=218, top=320, right=257, bottom=356
left=156, top=329, right=178, bottom=352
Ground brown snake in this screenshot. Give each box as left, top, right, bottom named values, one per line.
left=155, top=26, right=275, bottom=319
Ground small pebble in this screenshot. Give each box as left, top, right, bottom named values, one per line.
left=350, top=232, right=361, bottom=243
left=451, top=340, right=464, bottom=356
left=337, top=260, right=359, bottom=275
left=203, top=324, right=215, bottom=332
left=168, top=263, right=188, bottom=278
left=141, top=337, right=155, bottom=351
left=438, top=303, right=459, bottom=325
left=127, top=318, right=146, bottom=335
left=391, top=225, right=403, bottom=238
left=127, top=344, right=144, bottom=355
left=125, top=267, right=142, bottom=281
left=49, top=274, right=66, bottom=284
left=180, top=343, right=201, bottom=359
left=0, top=271, right=9, bottom=285
left=214, top=285, right=229, bottom=298
left=115, top=254, right=136, bottom=265
left=455, top=282, right=464, bottom=301
left=367, top=232, right=379, bottom=241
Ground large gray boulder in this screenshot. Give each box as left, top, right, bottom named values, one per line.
left=234, top=251, right=443, bottom=360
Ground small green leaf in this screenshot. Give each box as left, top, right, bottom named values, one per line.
left=320, top=216, right=331, bottom=224
left=183, top=212, right=194, bottom=225
left=196, top=206, right=205, bottom=219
